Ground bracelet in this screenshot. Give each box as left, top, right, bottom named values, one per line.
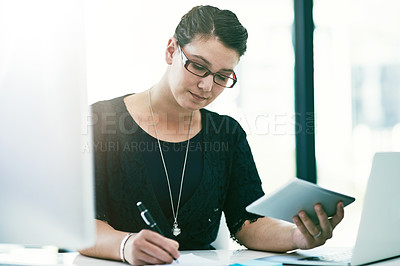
left=120, top=233, right=135, bottom=263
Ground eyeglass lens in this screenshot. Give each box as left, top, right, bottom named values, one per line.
left=186, top=61, right=235, bottom=87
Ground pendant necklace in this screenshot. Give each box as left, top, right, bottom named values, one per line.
left=148, top=89, right=193, bottom=237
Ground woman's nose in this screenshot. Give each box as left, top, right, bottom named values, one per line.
left=198, top=74, right=214, bottom=92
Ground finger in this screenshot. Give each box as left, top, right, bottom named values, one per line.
left=134, top=249, right=166, bottom=265
left=314, top=204, right=333, bottom=239
left=143, top=231, right=179, bottom=261
left=330, top=201, right=344, bottom=229
left=293, top=215, right=313, bottom=241
left=129, top=237, right=167, bottom=265
left=146, top=232, right=180, bottom=260
left=297, top=210, right=320, bottom=238
left=136, top=239, right=175, bottom=264
left=132, top=231, right=177, bottom=264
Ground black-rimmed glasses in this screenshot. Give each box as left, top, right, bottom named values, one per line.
left=178, top=45, right=237, bottom=88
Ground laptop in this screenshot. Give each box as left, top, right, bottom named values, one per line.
left=262, top=152, right=400, bottom=265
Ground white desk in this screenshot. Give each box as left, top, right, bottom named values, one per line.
left=1, top=248, right=400, bottom=265
left=70, top=249, right=272, bottom=265
left=0, top=248, right=270, bottom=265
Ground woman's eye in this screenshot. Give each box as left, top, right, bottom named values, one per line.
left=216, top=74, right=228, bottom=82
left=192, top=63, right=206, bottom=71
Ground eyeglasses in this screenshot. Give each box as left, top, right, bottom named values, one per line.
left=178, top=45, right=237, bottom=88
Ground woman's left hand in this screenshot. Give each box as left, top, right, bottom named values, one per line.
left=292, top=201, right=344, bottom=249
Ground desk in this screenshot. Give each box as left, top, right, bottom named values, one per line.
left=0, top=249, right=270, bottom=265
left=69, top=249, right=272, bottom=265
left=1, top=248, right=400, bottom=265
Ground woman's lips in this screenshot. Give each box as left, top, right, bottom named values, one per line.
left=190, top=91, right=208, bottom=101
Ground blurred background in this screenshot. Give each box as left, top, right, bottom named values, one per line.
left=84, top=0, right=400, bottom=248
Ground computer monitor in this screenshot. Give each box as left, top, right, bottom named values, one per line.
left=0, top=0, right=95, bottom=250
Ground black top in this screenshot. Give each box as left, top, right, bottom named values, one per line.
left=91, top=95, right=264, bottom=250
left=138, top=122, right=203, bottom=220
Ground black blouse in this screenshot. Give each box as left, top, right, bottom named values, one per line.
left=138, top=122, right=203, bottom=220
left=91, top=95, right=264, bottom=250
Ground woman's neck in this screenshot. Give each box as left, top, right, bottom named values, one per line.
left=124, top=75, right=202, bottom=142
left=149, top=82, right=195, bottom=124
left=142, top=81, right=201, bottom=142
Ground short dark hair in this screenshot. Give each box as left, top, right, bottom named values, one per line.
left=174, top=5, right=248, bottom=57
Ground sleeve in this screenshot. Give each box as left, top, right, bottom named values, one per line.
left=223, top=122, right=265, bottom=238
left=91, top=102, right=111, bottom=223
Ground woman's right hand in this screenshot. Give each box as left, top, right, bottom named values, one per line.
left=124, top=229, right=180, bottom=265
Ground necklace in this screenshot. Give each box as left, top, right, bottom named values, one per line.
left=148, top=89, right=193, bottom=237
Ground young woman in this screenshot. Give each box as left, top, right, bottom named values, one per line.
left=79, top=5, right=344, bottom=265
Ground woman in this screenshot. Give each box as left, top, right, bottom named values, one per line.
left=79, top=5, right=344, bottom=265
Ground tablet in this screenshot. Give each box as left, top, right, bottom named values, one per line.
left=246, top=178, right=355, bottom=224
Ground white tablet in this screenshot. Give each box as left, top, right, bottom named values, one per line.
left=246, top=178, right=355, bottom=224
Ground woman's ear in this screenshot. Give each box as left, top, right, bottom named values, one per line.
left=165, top=37, right=178, bottom=65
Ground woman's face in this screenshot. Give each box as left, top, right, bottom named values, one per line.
left=168, top=36, right=240, bottom=111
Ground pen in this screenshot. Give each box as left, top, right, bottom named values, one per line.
left=136, top=201, right=179, bottom=263
left=137, top=201, right=164, bottom=235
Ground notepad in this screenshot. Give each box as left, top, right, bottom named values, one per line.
left=154, top=253, right=226, bottom=266
left=230, top=258, right=282, bottom=266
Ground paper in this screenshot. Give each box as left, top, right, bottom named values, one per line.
left=230, top=258, right=282, bottom=266
left=150, top=253, right=226, bottom=266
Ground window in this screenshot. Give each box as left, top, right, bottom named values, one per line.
left=314, top=0, right=400, bottom=245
